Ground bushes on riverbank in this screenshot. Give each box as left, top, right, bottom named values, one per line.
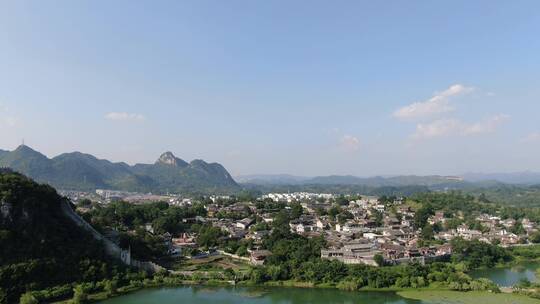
left=20, top=262, right=503, bottom=304
left=510, top=245, right=540, bottom=261
left=245, top=260, right=499, bottom=292
left=450, top=238, right=512, bottom=269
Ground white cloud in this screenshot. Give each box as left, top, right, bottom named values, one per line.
left=339, top=135, right=360, bottom=152
left=521, top=132, right=540, bottom=143
left=412, top=115, right=508, bottom=139
left=393, top=84, right=474, bottom=120
left=105, top=112, right=146, bottom=122
left=412, top=119, right=462, bottom=139
left=462, top=114, right=509, bottom=135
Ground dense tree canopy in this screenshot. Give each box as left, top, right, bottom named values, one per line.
left=0, top=170, right=127, bottom=303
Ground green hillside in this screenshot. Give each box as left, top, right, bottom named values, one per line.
left=0, top=146, right=240, bottom=194
left=0, top=169, right=120, bottom=303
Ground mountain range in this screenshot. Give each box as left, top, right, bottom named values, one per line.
left=236, top=174, right=468, bottom=188
left=0, top=145, right=240, bottom=194
left=237, top=172, right=540, bottom=187
left=3, top=145, right=540, bottom=195
left=461, top=171, right=540, bottom=185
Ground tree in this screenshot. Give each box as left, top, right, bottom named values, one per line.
left=104, top=279, right=117, bottom=296
left=250, top=267, right=268, bottom=284
left=236, top=245, right=248, bottom=256
left=196, top=225, right=224, bottom=249
left=432, top=222, right=443, bottom=233
left=267, top=265, right=284, bottom=281
left=414, top=203, right=434, bottom=229
left=511, top=222, right=525, bottom=235
left=370, top=209, right=383, bottom=227
left=468, top=220, right=489, bottom=233
left=315, top=207, right=327, bottom=217
left=374, top=254, right=385, bottom=266
left=478, top=193, right=490, bottom=203
left=223, top=268, right=236, bottom=280
left=269, top=210, right=292, bottom=240
left=237, top=190, right=255, bottom=202
left=78, top=199, right=93, bottom=207
left=337, top=211, right=353, bottom=225
left=529, top=232, right=540, bottom=243
left=328, top=206, right=341, bottom=220
left=72, top=285, right=88, bottom=304
left=336, top=195, right=349, bottom=206
left=445, top=218, right=463, bottom=230
left=19, top=292, right=38, bottom=304
left=517, top=278, right=531, bottom=288
left=421, top=224, right=434, bottom=240
left=290, top=203, right=303, bottom=219
left=450, top=238, right=511, bottom=268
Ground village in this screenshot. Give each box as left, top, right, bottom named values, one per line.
left=72, top=190, right=540, bottom=269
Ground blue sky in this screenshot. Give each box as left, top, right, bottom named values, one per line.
left=1, top=1, right=539, bottom=176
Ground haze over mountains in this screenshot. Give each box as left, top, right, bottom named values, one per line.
left=236, top=174, right=468, bottom=188
left=0, top=145, right=239, bottom=193
left=461, top=172, right=540, bottom=185
left=237, top=172, right=540, bottom=187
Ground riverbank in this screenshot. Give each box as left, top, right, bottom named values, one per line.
left=54, top=279, right=540, bottom=304
left=51, top=263, right=540, bottom=304
left=59, top=285, right=540, bottom=304
left=53, top=251, right=540, bottom=304
left=398, top=290, right=540, bottom=304
left=469, top=260, right=540, bottom=287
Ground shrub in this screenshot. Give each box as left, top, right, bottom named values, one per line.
left=72, top=285, right=88, bottom=304
left=19, top=292, right=38, bottom=304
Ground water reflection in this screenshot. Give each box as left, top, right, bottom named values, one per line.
left=470, top=262, right=540, bottom=286
left=98, top=286, right=423, bottom=304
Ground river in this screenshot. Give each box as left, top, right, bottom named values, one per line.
left=97, top=286, right=425, bottom=304
left=469, top=261, right=540, bottom=286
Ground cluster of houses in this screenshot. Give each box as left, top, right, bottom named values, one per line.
left=169, top=195, right=437, bottom=266
left=318, top=203, right=538, bottom=266
left=262, top=192, right=334, bottom=203
left=434, top=213, right=534, bottom=247
left=207, top=194, right=537, bottom=266
left=304, top=198, right=453, bottom=265
left=82, top=191, right=539, bottom=267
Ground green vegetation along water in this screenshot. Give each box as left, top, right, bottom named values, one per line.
left=470, top=262, right=540, bottom=287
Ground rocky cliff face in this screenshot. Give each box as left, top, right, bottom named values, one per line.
left=156, top=151, right=189, bottom=167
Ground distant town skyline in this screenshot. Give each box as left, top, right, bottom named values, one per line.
left=1, top=1, right=539, bottom=176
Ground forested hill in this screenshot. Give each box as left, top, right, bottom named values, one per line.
left=0, top=169, right=119, bottom=303
left=0, top=145, right=240, bottom=194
